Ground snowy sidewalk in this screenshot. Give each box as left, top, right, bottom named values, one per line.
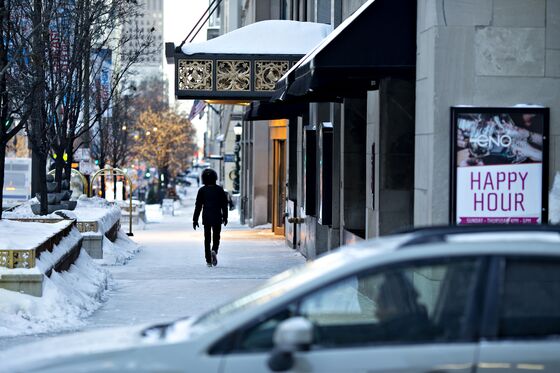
left=0, top=192, right=305, bottom=349
left=84, top=201, right=304, bottom=329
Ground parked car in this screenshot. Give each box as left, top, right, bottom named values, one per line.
left=3, top=226, right=560, bottom=372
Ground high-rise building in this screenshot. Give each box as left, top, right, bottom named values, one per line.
left=122, top=0, right=164, bottom=87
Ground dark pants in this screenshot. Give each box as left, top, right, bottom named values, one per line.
left=204, top=224, right=221, bottom=263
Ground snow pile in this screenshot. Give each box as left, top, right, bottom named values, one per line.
left=0, top=253, right=110, bottom=337
left=96, top=231, right=140, bottom=266
left=549, top=172, right=560, bottom=224
left=3, top=198, right=62, bottom=219
left=0, top=220, right=71, bottom=252
left=75, top=196, right=121, bottom=234
left=34, top=227, right=82, bottom=274
left=182, top=20, right=331, bottom=55
left=4, top=196, right=122, bottom=235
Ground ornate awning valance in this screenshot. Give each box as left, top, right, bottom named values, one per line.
left=167, top=20, right=331, bottom=101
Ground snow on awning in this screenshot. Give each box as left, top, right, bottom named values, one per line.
left=274, top=0, right=416, bottom=102
left=169, top=20, right=331, bottom=101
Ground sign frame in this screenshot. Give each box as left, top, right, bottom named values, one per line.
left=450, top=106, right=549, bottom=225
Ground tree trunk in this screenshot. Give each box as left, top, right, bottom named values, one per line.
left=113, top=172, right=118, bottom=201
left=55, top=152, right=64, bottom=192
left=37, top=153, right=48, bottom=215
left=99, top=159, right=106, bottom=198
left=0, top=145, right=6, bottom=220
left=31, top=0, right=48, bottom=215
left=64, top=144, right=73, bottom=189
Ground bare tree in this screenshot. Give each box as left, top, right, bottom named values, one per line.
left=14, top=0, right=154, bottom=214
left=46, top=0, right=154, bottom=194
left=0, top=0, right=38, bottom=218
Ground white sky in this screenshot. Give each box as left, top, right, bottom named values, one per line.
left=163, top=0, right=209, bottom=151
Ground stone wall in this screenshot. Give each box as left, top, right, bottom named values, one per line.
left=414, top=0, right=560, bottom=225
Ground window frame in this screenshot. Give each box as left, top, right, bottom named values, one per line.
left=481, top=255, right=560, bottom=341
left=209, top=255, right=489, bottom=355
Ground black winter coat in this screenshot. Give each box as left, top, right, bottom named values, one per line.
left=193, top=185, right=228, bottom=226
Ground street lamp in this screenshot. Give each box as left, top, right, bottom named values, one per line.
left=233, top=123, right=242, bottom=194
left=233, top=122, right=243, bottom=137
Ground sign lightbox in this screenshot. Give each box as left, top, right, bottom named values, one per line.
left=450, top=107, right=549, bottom=224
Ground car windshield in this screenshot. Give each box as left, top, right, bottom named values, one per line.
left=163, top=251, right=359, bottom=341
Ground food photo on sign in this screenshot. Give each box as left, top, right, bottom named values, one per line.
left=451, top=107, right=549, bottom=225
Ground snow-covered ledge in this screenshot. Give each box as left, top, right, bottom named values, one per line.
left=5, top=196, right=122, bottom=259
left=71, top=197, right=121, bottom=259
left=0, top=220, right=82, bottom=297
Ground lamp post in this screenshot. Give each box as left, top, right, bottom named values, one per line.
left=233, top=123, right=242, bottom=194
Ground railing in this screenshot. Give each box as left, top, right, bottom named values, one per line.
left=89, top=167, right=134, bottom=236
left=47, top=168, right=89, bottom=195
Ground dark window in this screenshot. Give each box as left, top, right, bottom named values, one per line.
left=299, top=259, right=480, bottom=347
left=498, top=258, right=560, bottom=339
left=233, top=306, right=297, bottom=352
left=304, top=128, right=316, bottom=215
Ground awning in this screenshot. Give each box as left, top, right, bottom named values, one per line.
left=244, top=101, right=308, bottom=121
left=167, top=20, right=331, bottom=101
left=275, top=0, right=416, bottom=102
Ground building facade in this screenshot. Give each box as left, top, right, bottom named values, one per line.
left=171, top=0, right=560, bottom=259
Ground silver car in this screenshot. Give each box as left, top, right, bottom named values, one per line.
left=2, top=227, right=560, bottom=372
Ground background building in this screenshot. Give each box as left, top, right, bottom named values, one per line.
left=123, top=0, right=164, bottom=89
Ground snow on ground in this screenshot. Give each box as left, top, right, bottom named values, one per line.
left=0, top=252, right=110, bottom=338
left=145, top=204, right=163, bottom=223
left=95, top=231, right=141, bottom=266
left=0, top=196, right=139, bottom=337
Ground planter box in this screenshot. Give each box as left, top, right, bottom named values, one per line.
left=0, top=220, right=82, bottom=297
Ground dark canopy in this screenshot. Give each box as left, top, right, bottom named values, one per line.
left=275, top=0, right=416, bottom=102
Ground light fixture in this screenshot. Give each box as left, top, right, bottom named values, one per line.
left=233, top=123, right=243, bottom=136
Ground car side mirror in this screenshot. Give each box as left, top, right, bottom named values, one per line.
left=268, top=317, right=313, bottom=372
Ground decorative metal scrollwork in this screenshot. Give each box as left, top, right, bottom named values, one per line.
left=76, top=221, right=98, bottom=233
left=0, top=249, right=36, bottom=268
left=255, top=61, right=289, bottom=91
left=0, top=250, right=9, bottom=267
left=178, top=59, right=213, bottom=91
left=216, top=60, right=251, bottom=91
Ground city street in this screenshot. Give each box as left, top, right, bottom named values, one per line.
left=0, top=189, right=305, bottom=350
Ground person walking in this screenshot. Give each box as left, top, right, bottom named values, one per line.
left=193, top=169, right=228, bottom=267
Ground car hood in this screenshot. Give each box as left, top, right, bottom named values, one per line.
left=0, top=325, right=156, bottom=373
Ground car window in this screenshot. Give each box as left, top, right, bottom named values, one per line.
left=229, top=258, right=480, bottom=353
left=498, top=258, right=560, bottom=339
left=234, top=306, right=298, bottom=352
left=298, top=259, right=480, bottom=348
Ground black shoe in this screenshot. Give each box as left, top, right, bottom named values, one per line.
left=211, top=250, right=218, bottom=266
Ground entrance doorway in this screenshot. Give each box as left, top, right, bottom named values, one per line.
left=273, top=139, right=286, bottom=235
